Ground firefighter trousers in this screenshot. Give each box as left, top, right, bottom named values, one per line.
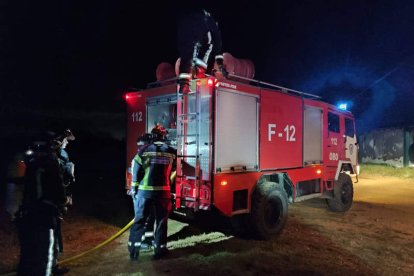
left=128, top=195, right=172, bottom=257
left=17, top=212, right=58, bottom=276
left=132, top=194, right=155, bottom=245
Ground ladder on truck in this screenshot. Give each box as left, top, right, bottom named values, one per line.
left=176, top=82, right=202, bottom=211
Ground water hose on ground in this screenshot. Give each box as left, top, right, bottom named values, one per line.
left=58, top=218, right=134, bottom=265
left=0, top=219, right=134, bottom=276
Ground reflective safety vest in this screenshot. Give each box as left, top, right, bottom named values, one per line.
left=132, top=142, right=176, bottom=193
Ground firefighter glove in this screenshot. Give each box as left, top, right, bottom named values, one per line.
left=132, top=186, right=139, bottom=197
left=66, top=195, right=73, bottom=206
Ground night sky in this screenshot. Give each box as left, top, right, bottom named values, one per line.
left=2, top=0, right=414, bottom=134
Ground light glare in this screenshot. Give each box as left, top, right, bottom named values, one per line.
left=338, top=103, right=347, bottom=110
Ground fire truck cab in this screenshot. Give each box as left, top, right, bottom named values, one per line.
left=125, top=75, right=358, bottom=239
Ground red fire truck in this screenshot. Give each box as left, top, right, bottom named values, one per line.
left=125, top=73, right=359, bottom=240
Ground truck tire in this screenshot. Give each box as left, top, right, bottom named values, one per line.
left=250, top=182, right=288, bottom=240
left=327, top=173, right=353, bottom=212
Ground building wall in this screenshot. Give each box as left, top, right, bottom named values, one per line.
left=359, top=127, right=414, bottom=168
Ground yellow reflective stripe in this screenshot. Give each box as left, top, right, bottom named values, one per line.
left=131, top=182, right=139, bottom=187
left=141, top=152, right=175, bottom=159
left=139, top=185, right=170, bottom=191
left=170, top=170, right=176, bottom=182
left=134, top=155, right=142, bottom=165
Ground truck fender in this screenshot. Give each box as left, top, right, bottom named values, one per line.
left=257, top=173, right=294, bottom=203
left=335, top=160, right=355, bottom=180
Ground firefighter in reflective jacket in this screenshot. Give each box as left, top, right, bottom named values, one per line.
left=128, top=124, right=176, bottom=260
left=17, top=133, right=70, bottom=276
left=130, top=133, right=156, bottom=251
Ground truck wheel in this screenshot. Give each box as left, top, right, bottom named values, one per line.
left=327, top=173, right=353, bottom=212
left=251, top=182, right=288, bottom=240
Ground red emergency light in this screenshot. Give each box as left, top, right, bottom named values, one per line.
left=124, top=93, right=138, bottom=101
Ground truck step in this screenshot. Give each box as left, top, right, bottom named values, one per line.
left=178, top=113, right=198, bottom=117
left=177, top=134, right=199, bottom=137
left=178, top=91, right=197, bottom=95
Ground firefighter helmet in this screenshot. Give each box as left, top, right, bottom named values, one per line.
left=151, top=124, right=168, bottom=141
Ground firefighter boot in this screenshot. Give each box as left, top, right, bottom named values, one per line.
left=128, top=242, right=140, bottom=261
left=178, top=73, right=191, bottom=94
left=153, top=248, right=170, bottom=260
left=195, top=66, right=206, bottom=79
left=52, top=265, right=70, bottom=275
left=192, top=58, right=207, bottom=79
left=129, top=249, right=139, bottom=261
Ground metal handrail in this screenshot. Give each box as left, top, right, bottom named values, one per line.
left=145, top=73, right=320, bottom=99
left=227, top=74, right=321, bottom=99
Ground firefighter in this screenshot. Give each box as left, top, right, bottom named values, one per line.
left=130, top=133, right=156, bottom=251
left=17, top=132, right=71, bottom=276
left=177, top=5, right=226, bottom=93
left=128, top=124, right=176, bottom=261
left=54, top=129, right=76, bottom=259
left=57, top=129, right=76, bottom=191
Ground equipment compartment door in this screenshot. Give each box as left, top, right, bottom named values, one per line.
left=303, top=106, right=323, bottom=165
left=146, top=94, right=177, bottom=146
left=215, top=89, right=259, bottom=172
left=260, top=90, right=303, bottom=170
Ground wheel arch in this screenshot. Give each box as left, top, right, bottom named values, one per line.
left=335, top=160, right=356, bottom=180
left=257, top=173, right=294, bottom=203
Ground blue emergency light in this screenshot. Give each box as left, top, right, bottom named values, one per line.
left=337, top=102, right=347, bottom=111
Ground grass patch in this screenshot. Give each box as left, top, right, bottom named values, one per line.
left=360, top=164, right=414, bottom=179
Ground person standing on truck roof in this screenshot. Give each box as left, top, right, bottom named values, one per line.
left=17, top=131, right=71, bottom=276
left=129, top=133, right=157, bottom=251
left=128, top=124, right=176, bottom=261
left=176, top=4, right=226, bottom=93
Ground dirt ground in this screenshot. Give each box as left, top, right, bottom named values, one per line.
left=1, top=174, right=414, bottom=276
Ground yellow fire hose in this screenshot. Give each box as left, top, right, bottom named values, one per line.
left=0, top=219, right=134, bottom=276
left=57, top=172, right=177, bottom=265
left=58, top=218, right=134, bottom=265
left=58, top=171, right=175, bottom=264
